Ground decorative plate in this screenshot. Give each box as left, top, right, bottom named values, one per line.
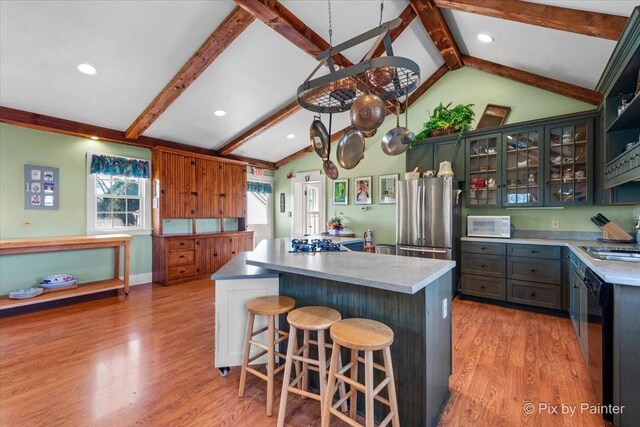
left=40, top=279, right=77, bottom=289
left=9, top=287, right=44, bottom=299
left=41, top=274, right=74, bottom=284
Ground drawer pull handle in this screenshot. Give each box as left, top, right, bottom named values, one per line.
left=480, top=264, right=486, bottom=268
left=480, top=285, right=486, bottom=289
left=530, top=250, right=537, bottom=254
left=179, top=255, right=185, bottom=259
left=480, top=247, right=486, bottom=250
left=530, top=268, right=536, bottom=272
left=179, top=270, right=185, bottom=274
left=530, top=291, right=536, bottom=297
left=179, top=242, right=185, bottom=246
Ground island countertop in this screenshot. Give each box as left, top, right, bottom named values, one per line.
left=245, top=238, right=455, bottom=295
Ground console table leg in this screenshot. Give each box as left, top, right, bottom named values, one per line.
left=124, top=242, right=130, bottom=295
left=114, top=246, right=120, bottom=281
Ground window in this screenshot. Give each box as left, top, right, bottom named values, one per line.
left=87, top=153, right=151, bottom=234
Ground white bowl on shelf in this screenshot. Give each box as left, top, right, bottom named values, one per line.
left=9, top=287, right=44, bottom=299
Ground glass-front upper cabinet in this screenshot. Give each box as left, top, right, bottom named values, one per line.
left=466, top=133, right=501, bottom=207
left=502, top=127, right=543, bottom=207
left=544, top=119, right=593, bottom=206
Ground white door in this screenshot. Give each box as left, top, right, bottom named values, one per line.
left=246, top=175, right=274, bottom=248
left=292, top=172, right=326, bottom=237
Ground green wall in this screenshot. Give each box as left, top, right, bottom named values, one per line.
left=0, top=124, right=152, bottom=294
left=275, top=67, right=638, bottom=243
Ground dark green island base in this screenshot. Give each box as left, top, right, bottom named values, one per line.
left=279, top=270, right=453, bottom=427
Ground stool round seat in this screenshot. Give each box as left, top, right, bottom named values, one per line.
left=247, top=296, right=295, bottom=315
left=287, top=306, right=342, bottom=331
left=330, top=318, right=394, bottom=351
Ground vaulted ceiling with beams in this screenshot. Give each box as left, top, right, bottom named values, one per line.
left=0, top=1, right=635, bottom=169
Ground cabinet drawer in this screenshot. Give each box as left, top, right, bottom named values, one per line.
left=507, top=280, right=561, bottom=309
left=461, top=275, right=506, bottom=301
left=168, top=239, right=195, bottom=251
left=461, top=254, right=505, bottom=278
left=168, top=250, right=195, bottom=266
left=507, top=257, right=561, bottom=284
left=461, top=241, right=506, bottom=255
left=168, top=264, right=196, bottom=280
left=507, top=244, right=561, bottom=259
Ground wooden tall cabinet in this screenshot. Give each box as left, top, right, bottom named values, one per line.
left=151, top=147, right=253, bottom=286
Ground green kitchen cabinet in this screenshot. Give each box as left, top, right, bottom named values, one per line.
left=502, top=126, right=544, bottom=207
left=406, top=136, right=465, bottom=179
left=465, top=133, right=502, bottom=207
left=544, top=118, right=594, bottom=206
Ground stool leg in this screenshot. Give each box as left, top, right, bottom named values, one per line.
left=321, top=342, right=340, bottom=427
left=349, top=349, right=358, bottom=420
left=317, top=329, right=328, bottom=416
left=337, top=345, right=349, bottom=412
left=301, top=329, right=310, bottom=397
left=266, top=315, right=276, bottom=416
left=277, top=325, right=298, bottom=427
left=383, top=347, right=400, bottom=427
left=238, top=312, right=255, bottom=398
left=364, top=350, right=374, bottom=427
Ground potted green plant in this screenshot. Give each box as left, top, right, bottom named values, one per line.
left=414, top=102, right=475, bottom=144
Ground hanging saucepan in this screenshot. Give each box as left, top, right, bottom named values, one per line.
left=322, top=113, right=339, bottom=179
left=350, top=93, right=385, bottom=131
left=336, top=126, right=365, bottom=170
left=310, top=115, right=329, bottom=159
left=381, top=102, right=414, bottom=156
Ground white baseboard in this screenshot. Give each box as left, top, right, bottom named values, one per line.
left=119, top=272, right=153, bottom=286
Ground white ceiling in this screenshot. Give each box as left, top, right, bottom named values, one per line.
left=0, top=0, right=235, bottom=130
left=442, top=9, right=617, bottom=90
left=0, top=0, right=635, bottom=164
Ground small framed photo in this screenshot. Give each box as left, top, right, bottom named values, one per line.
left=354, top=176, right=372, bottom=205
left=43, top=171, right=54, bottom=182
left=44, top=195, right=54, bottom=207
left=378, top=174, right=399, bottom=204
left=31, top=169, right=41, bottom=180
left=333, top=179, right=348, bottom=205
left=44, top=183, right=54, bottom=193
left=31, top=182, right=41, bottom=193
left=31, top=195, right=41, bottom=206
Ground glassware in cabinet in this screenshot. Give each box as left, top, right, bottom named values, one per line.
left=466, top=133, right=501, bottom=207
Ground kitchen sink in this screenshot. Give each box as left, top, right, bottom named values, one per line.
left=581, top=246, right=640, bottom=262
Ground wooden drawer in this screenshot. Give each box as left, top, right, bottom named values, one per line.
left=461, top=241, right=506, bottom=255
left=507, top=244, right=561, bottom=259
left=168, top=250, right=195, bottom=266
left=507, top=257, right=561, bottom=284
left=168, top=264, right=196, bottom=280
left=507, top=280, right=561, bottom=309
left=461, top=254, right=505, bottom=278
left=168, top=238, right=195, bottom=251
left=461, top=275, right=506, bottom=301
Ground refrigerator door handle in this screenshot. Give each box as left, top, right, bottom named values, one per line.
left=398, top=247, right=448, bottom=254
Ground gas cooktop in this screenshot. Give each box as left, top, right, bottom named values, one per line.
left=290, top=238, right=344, bottom=253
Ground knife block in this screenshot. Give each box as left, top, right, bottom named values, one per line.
left=600, top=222, right=634, bottom=242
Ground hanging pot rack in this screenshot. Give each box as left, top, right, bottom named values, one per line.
left=297, top=18, right=420, bottom=114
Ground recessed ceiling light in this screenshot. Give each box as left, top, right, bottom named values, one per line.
left=477, top=33, right=494, bottom=43
left=286, top=134, right=295, bottom=139
left=214, top=110, right=227, bottom=117
left=77, top=63, right=97, bottom=75
left=90, top=136, right=99, bottom=140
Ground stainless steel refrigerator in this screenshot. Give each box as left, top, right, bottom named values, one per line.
left=396, top=177, right=461, bottom=291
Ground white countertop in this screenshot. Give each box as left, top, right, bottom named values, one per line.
left=211, top=252, right=279, bottom=281
left=245, top=238, right=456, bottom=294
left=462, top=236, right=640, bottom=286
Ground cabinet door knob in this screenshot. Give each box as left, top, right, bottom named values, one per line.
left=480, top=285, right=486, bottom=289
left=179, top=255, right=185, bottom=259
left=480, top=264, right=486, bottom=268
left=480, top=247, right=485, bottom=250
left=530, top=291, right=536, bottom=297
left=530, top=268, right=536, bottom=272
left=531, top=250, right=537, bottom=254
left=179, top=242, right=185, bottom=246
left=179, top=270, right=185, bottom=274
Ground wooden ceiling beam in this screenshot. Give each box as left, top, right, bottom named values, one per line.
left=462, top=55, right=602, bottom=105
left=0, top=106, right=274, bottom=169
left=409, top=0, right=463, bottom=70
left=275, top=65, right=450, bottom=168
left=434, top=0, right=627, bottom=41
left=124, top=7, right=254, bottom=140
left=220, top=2, right=415, bottom=156
left=235, top=0, right=351, bottom=68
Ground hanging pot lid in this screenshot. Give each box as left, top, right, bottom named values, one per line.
left=310, top=116, right=329, bottom=159
left=336, top=127, right=365, bottom=170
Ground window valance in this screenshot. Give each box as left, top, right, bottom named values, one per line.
left=90, top=154, right=150, bottom=178
left=247, top=181, right=272, bottom=194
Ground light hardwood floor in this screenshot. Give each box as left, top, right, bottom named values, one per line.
left=0, top=280, right=605, bottom=426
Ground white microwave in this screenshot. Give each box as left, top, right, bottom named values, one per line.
left=467, top=216, right=511, bottom=238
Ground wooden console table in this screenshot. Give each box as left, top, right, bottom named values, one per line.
left=0, top=234, right=132, bottom=310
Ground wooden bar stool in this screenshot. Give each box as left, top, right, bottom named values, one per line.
left=277, top=306, right=348, bottom=427
left=322, top=318, right=400, bottom=427
left=238, top=295, right=296, bottom=416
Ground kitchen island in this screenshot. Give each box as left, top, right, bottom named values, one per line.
left=245, top=238, right=456, bottom=427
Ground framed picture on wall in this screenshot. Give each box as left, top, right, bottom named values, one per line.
left=333, top=179, right=348, bottom=205
left=354, top=176, right=372, bottom=205
left=378, top=174, right=398, bottom=204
